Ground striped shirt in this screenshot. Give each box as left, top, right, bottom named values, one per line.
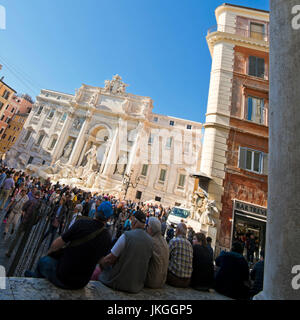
left=168, top=235, right=193, bottom=279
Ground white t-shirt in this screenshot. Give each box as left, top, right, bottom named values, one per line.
left=111, top=234, right=126, bottom=257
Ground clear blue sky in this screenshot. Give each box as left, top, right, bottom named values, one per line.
left=0, top=0, right=269, bottom=123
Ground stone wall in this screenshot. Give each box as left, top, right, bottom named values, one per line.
left=1, top=278, right=231, bottom=300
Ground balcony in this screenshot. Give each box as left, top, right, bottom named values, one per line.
left=207, top=24, right=269, bottom=42
left=207, top=24, right=269, bottom=55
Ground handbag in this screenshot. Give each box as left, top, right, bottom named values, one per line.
left=48, top=225, right=106, bottom=260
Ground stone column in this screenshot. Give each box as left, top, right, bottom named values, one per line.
left=76, top=139, right=89, bottom=167
left=68, top=116, right=91, bottom=166
left=254, top=0, right=300, bottom=300
left=51, top=110, right=74, bottom=164
left=125, top=122, right=143, bottom=175
left=102, top=127, right=120, bottom=176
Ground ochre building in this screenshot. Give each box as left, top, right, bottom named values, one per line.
left=201, top=3, right=269, bottom=255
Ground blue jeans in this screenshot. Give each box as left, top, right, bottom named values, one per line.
left=33, top=256, right=71, bottom=289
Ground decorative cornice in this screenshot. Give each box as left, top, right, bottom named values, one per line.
left=207, top=31, right=269, bottom=56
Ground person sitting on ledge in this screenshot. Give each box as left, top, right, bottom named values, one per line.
left=99, top=210, right=153, bottom=294
left=145, top=217, right=169, bottom=289
left=215, top=241, right=250, bottom=300
left=167, top=223, right=193, bottom=288
left=190, top=233, right=214, bottom=291
left=24, top=201, right=113, bottom=290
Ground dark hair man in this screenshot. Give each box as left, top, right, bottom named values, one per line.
left=24, top=201, right=113, bottom=290
left=215, top=241, right=250, bottom=300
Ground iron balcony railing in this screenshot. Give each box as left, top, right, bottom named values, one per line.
left=207, top=24, right=269, bottom=43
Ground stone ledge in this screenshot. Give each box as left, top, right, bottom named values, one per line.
left=0, top=278, right=232, bottom=300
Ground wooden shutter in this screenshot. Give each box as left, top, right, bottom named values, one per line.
left=249, top=56, right=257, bottom=76
left=263, top=153, right=268, bottom=175
left=257, top=58, right=265, bottom=78
left=239, top=147, right=247, bottom=169
left=247, top=97, right=253, bottom=121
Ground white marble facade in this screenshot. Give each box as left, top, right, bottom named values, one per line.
left=8, top=75, right=202, bottom=207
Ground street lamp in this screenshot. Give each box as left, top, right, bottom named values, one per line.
left=122, top=169, right=140, bottom=200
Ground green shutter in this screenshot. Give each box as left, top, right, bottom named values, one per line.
left=257, top=58, right=265, bottom=78
left=239, top=147, right=247, bottom=169
left=249, top=56, right=257, bottom=76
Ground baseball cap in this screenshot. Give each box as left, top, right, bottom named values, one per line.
left=134, top=210, right=146, bottom=224
left=96, top=201, right=113, bottom=220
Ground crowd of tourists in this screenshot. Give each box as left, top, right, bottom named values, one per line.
left=0, top=164, right=264, bottom=300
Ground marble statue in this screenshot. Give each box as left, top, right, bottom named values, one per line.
left=61, top=140, right=74, bottom=161
left=104, top=74, right=129, bottom=94
left=89, top=92, right=98, bottom=106
left=104, top=80, right=111, bottom=91
left=200, top=200, right=218, bottom=227
left=84, top=145, right=97, bottom=172
left=93, top=173, right=102, bottom=189
left=85, top=171, right=96, bottom=188
left=116, top=153, right=127, bottom=175
left=72, top=118, right=84, bottom=131
left=75, top=88, right=83, bottom=103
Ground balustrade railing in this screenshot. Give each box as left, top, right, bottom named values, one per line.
left=207, top=24, right=269, bottom=42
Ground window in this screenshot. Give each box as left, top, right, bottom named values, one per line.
left=249, top=56, right=265, bottom=78
left=159, top=169, right=167, bottom=182
left=61, top=113, right=67, bottom=122
left=148, top=134, right=154, bottom=145
left=11, top=108, right=14, bottom=113
left=49, top=137, right=57, bottom=150
left=5, top=105, right=9, bottom=110
left=57, top=96, right=62, bottom=100
left=2, top=90, right=10, bottom=100
left=28, top=156, right=34, bottom=165
left=12, top=137, right=15, bottom=142
left=24, top=131, right=31, bottom=142
left=36, top=134, right=45, bottom=146
left=155, top=196, right=161, bottom=202
left=250, top=22, right=265, bottom=40
left=169, top=120, right=175, bottom=126
left=187, top=124, right=192, bottom=130
left=47, top=109, right=55, bottom=120
left=153, top=117, right=158, bottom=122
left=42, top=160, right=46, bottom=165
left=1, top=115, right=4, bottom=121
left=37, top=106, right=43, bottom=115
left=166, top=137, right=173, bottom=149
left=8, top=136, right=11, bottom=142
left=184, top=141, right=190, bottom=154
left=5, top=117, right=10, bottom=124
left=136, top=191, right=142, bottom=200
left=0, top=128, right=3, bottom=134
left=178, top=174, right=186, bottom=187
left=239, top=147, right=268, bottom=175
left=247, top=96, right=264, bottom=124
left=141, top=164, right=149, bottom=177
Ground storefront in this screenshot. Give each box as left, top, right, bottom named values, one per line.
left=231, top=199, right=267, bottom=262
